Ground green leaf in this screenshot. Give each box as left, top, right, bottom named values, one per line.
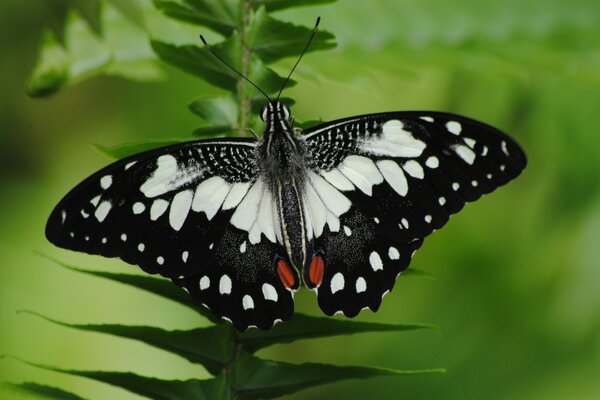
left=189, top=96, right=239, bottom=127
left=246, top=7, right=336, bottom=63
left=255, top=0, right=336, bottom=12
left=94, top=139, right=187, bottom=159
left=231, top=352, right=444, bottom=400
left=0, top=382, right=85, bottom=400
left=27, top=4, right=164, bottom=98
left=38, top=254, right=221, bottom=324
left=22, top=310, right=232, bottom=376
left=192, top=126, right=236, bottom=137
left=151, top=33, right=291, bottom=93
left=238, top=314, right=437, bottom=353
left=6, top=357, right=226, bottom=400
left=153, top=0, right=241, bottom=35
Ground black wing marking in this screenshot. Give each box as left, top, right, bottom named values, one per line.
left=301, top=112, right=526, bottom=314
left=46, top=139, right=260, bottom=279
left=174, top=225, right=295, bottom=331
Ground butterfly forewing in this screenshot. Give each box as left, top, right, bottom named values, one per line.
left=301, top=112, right=526, bottom=315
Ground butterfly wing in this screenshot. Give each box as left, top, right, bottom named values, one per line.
left=302, top=112, right=527, bottom=315
left=46, top=138, right=293, bottom=330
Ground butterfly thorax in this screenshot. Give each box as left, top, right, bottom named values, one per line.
left=260, top=102, right=309, bottom=277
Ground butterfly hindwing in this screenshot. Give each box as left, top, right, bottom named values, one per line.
left=301, top=112, right=526, bottom=314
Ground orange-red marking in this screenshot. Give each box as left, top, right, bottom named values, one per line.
left=277, top=259, right=296, bottom=289
left=309, top=255, right=325, bottom=286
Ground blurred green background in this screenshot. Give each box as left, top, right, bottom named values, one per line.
left=1, top=0, right=600, bottom=399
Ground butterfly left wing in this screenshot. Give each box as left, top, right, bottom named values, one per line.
left=46, top=139, right=296, bottom=330
left=301, top=111, right=527, bottom=315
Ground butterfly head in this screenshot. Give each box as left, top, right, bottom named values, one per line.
left=260, top=102, right=293, bottom=134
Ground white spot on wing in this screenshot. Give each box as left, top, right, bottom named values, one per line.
left=453, top=144, right=476, bottom=165
left=464, top=138, right=476, bottom=148
left=150, top=199, right=169, bottom=220
left=61, top=210, right=66, bottom=224
left=360, top=119, right=427, bottom=158
left=222, top=182, right=251, bottom=210
left=169, top=190, right=193, bottom=231
left=501, top=141, right=509, bottom=156
left=321, top=168, right=354, bottom=191
left=199, top=276, right=210, bottom=290
left=120, top=233, right=127, bottom=241
left=369, top=251, right=383, bottom=271
left=425, top=215, right=432, bottom=223
left=125, top=161, right=136, bottom=170
left=157, top=256, right=164, bottom=265
left=338, top=155, right=383, bottom=196
left=355, top=277, right=367, bottom=293
left=446, top=121, right=462, bottom=135
left=219, top=275, right=232, bottom=295
left=231, top=179, right=263, bottom=232
left=425, top=156, right=439, bottom=169
left=376, top=160, right=408, bottom=196
left=401, top=218, right=409, bottom=228
left=262, top=283, right=278, bottom=301
left=138, top=243, right=145, bottom=252
left=132, top=202, right=145, bottom=214
left=192, top=176, right=231, bottom=220
left=100, top=175, right=112, bottom=190
left=343, top=226, right=352, bottom=236
left=388, top=247, right=400, bottom=260
left=140, top=155, right=178, bottom=197
left=90, top=195, right=101, bottom=207
left=94, top=201, right=112, bottom=222
left=452, top=182, right=460, bottom=191
left=240, top=241, right=247, bottom=253
left=257, top=189, right=276, bottom=242
left=182, top=251, right=189, bottom=262
left=330, top=272, right=345, bottom=294
left=420, top=116, right=434, bottom=123
left=242, top=295, right=255, bottom=310
left=439, top=196, right=446, bottom=206
left=403, top=160, right=424, bottom=179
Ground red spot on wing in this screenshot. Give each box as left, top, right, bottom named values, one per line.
left=309, top=255, right=324, bottom=286
left=277, top=259, right=296, bottom=289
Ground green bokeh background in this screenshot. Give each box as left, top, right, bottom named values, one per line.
left=1, top=0, right=599, bottom=399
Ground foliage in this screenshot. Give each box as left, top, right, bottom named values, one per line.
left=7, top=0, right=443, bottom=398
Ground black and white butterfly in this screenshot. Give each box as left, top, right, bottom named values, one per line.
left=46, top=100, right=526, bottom=330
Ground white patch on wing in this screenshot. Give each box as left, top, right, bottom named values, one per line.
left=222, top=182, right=251, bottom=210
left=140, top=155, right=178, bottom=197
left=338, top=155, right=383, bottom=196
left=321, top=168, right=354, bottom=191
left=425, top=156, right=439, bottom=169
left=90, top=195, right=101, bottom=207
left=501, top=141, right=509, bottom=155
left=464, top=138, right=476, bottom=148
left=446, top=121, right=462, bottom=135
left=369, top=251, right=383, bottom=271
left=242, top=295, right=255, bottom=310
left=376, top=160, right=408, bottom=196
left=192, top=176, right=231, bottom=220
left=132, top=202, right=145, bottom=214
left=453, top=144, right=476, bottom=165
left=308, top=171, right=351, bottom=218
left=230, top=179, right=277, bottom=244
left=169, top=190, right=193, bottom=231
left=100, top=175, right=112, bottom=190
left=219, top=275, right=232, bottom=295
left=257, top=189, right=276, bottom=243
left=262, top=283, right=278, bottom=301
left=199, top=276, right=210, bottom=290
left=304, top=181, right=328, bottom=238
left=420, top=116, right=434, bottom=123
left=360, top=119, right=426, bottom=158
left=330, top=272, right=345, bottom=294
left=150, top=199, right=169, bottom=220
left=402, top=160, right=424, bottom=179
left=388, top=247, right=400, bottom=260
left=355, top=277, right=367, bottom=293
left=94, top=201, right=112, bottom=222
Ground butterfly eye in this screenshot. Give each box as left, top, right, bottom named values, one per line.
left=281, top=104, right=290, bottom=120
left=260, top=106, right=269, bottom=122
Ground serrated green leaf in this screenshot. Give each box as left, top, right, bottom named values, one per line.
left=22, top=310, right=232, bottom=376
left=0, top=382, right=85, bottom=400
left=231, top=352, right=444, bottom=400
left=246, top=7, right=336, bottom=63
left=189, top=96, right=238, bottom=127
left=94, top=139, right=187, bottom=159
left=153, top=0, right=240, bottom=35
left=6, top=357, right=226, bottom=400
left=238, top=313, right=437, bottom=353
left=151, top=33, right=291, bottom=93
left=255, top=0, right=336, bottom=12
left=38, top=254, right=221, bottom=324
left=27, top=4, right=164, bottom=98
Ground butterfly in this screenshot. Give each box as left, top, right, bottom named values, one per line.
left=45, top=22, right=527, bottom=331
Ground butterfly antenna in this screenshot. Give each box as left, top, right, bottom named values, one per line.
left=199, top=35, right=272, bottom=103
left=276, top=17, right=321, bottom=102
